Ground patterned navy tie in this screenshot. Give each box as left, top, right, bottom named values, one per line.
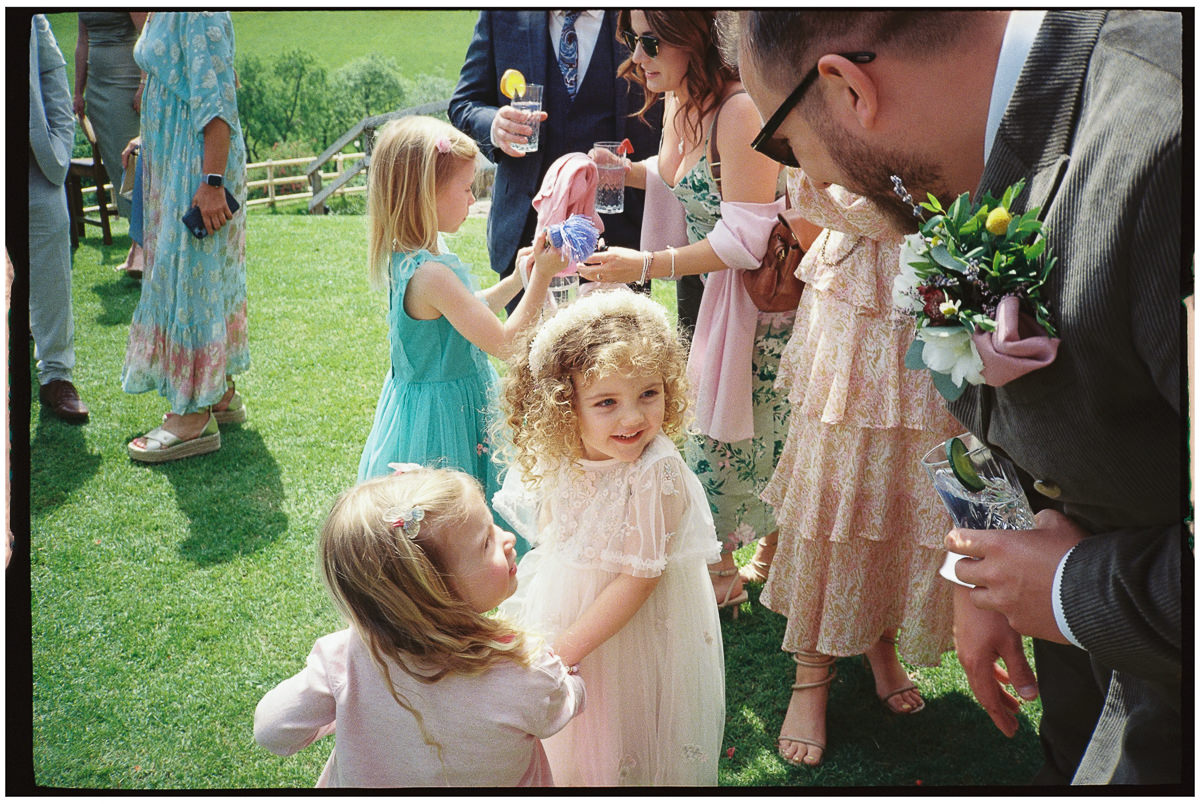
left=558, top=11, right=581, bottom=99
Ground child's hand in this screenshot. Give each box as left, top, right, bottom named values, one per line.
left=529, top=229, right=568, bottom=281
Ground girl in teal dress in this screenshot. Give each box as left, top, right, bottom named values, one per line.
left=358, top=117, right=565, bottom=553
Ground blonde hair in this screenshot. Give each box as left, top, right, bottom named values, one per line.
left=319, top=468, right=533, bottom=762
left=366, top=116, right=480, bottom=289
left=500, top=289, right=691, bottom=486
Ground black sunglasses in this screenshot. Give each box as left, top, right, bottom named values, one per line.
left=620, top=30, right=660, bottom=58
left=751, top=51, right=876, bottom=168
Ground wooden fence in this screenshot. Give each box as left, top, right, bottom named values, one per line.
left=78, top=151, right=367, bottom=216
left=78, top=98, right=499, bottom=217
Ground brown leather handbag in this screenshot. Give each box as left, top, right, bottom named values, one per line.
left=709, top=94, right=806, bottom=312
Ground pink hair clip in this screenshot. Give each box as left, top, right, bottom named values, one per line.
left=387, top=462, right=422, bottom=475
left=434, top=136, right=452, bottom=155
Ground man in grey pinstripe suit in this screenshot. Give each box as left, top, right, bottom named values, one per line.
left=29, top=13, right=90, bottom=423
left=731, top=10, right=1184, bottom=787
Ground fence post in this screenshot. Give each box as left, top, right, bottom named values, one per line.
left=267, top=160, right=276, bottom=208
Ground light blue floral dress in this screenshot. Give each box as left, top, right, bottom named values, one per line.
left=673, top=150, right=793, bottom=552
left=122, top=12, right=248, bottom=414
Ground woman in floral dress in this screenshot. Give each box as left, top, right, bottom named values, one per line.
left=760, top=169, right=960, bottom=767
left=581, top=10, right=789, bottom=612
left=122, top=11, right=248, bottom=463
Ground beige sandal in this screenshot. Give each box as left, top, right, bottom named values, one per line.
left=709, top=568, right=749, bottom=619
left=865, top=635, right=925, bottom=715
left=739, top=533, right=778, bottom=584
left=778, top=652, right=838, bottom=767
left=210, top=379, right=247, bottom=425
left=128, top=413, right=220, bottom=463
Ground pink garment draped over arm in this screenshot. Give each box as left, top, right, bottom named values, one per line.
left=687, top=197, right=787, bottom=443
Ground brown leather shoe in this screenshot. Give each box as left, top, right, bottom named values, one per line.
left=39, top=379, right=90, bottom=423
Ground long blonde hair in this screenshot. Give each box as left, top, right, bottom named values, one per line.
left=366, top=116, right=479, bottom=289
left=499, top=289, right=691, bottom=487
left=319, top=468, right=533, bottom=762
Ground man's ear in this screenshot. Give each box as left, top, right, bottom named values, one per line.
left=817, top=53, right=879, bottom=130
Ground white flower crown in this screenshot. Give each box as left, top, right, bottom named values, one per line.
left=527, top=288, right=671, bottom=377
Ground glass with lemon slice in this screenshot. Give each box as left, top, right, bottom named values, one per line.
left=921, top=433, right=1035, bottom=586
left=500, top=69, right=542, bottom=153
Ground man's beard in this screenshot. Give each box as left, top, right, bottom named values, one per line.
left=811, top=112, right=948, bottom=234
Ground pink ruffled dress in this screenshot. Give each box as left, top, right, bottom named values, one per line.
left=759, top=172, right=960, bottom=665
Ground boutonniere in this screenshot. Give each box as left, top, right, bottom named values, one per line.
left=890, top=176, right=1060, bottom=401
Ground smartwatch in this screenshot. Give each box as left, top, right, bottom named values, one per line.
left=203, top=173, right=224, bottom=188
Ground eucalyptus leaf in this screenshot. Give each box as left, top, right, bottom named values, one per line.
left=904, top=337, right=926, bottom=370
left=932, top=244, right=965, bottom=272
left=932, top=370, right=966, bottom=401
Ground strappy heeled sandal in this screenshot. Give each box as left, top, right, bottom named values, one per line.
left=739, top=533, right=778, bottom=584
left=211, top=379, right=247, bottom=425
left=778, top=652, right=838, bottom=767
left=709, top=568, right=749, bottom=619
left=864, top=635, right=925, bottom=715
left=128, top=413, right=220, bottom=463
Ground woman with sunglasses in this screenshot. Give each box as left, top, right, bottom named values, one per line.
left=581, top=10, right=798, bottom=617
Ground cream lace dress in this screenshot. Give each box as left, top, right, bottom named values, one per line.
left=759, top=172, right=959, bottom=665
left=495, top=434, right=725, bottom=785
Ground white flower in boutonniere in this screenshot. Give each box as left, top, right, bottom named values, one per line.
left=890, top=176, right=1060, bottom=401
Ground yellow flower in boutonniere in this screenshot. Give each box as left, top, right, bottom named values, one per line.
left=985, top=206, right=1013, bottom=236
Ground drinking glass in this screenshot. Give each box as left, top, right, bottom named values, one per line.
left=548, top=271, right=578, bottom=309
left=511, top=84, right=543, bottom=154
left=592, top=141, right=626, bottom=214
left=921, top=432, right=1035, bottom=585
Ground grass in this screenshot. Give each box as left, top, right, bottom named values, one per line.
left=22, top=210, right=1045, bottom=790
left=44, top=10, right=479, bottom=95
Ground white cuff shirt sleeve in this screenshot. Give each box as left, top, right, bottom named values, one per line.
left=1051, top=544, right=1084, bottom=648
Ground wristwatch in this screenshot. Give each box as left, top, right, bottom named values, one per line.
left=203, top=173, right=224, bottom=188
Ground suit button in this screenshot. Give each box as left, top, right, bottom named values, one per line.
left=1033, top=479, right=1062, bottom=499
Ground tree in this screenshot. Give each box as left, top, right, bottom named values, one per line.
left=330, top=53, right=406, bottom=126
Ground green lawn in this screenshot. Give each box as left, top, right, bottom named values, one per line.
left=24, top=211, right=1044, bottom=789
left=45, top=10, right=479, bottom=94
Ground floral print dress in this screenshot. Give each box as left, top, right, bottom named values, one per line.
left=122, top=12, right=248, bottom=414
left=673, top=151, right=794, bottom=552
left=759, top=171, right=959, bottom=665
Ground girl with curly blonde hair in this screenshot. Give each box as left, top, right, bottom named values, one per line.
left=494, top=289, right=725, bottom=786
left=356, top=116, right=566, bottom=558
left=254, top=466, right=584, bottom=787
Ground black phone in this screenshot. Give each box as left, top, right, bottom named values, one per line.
left=182, top=187, right=241, bottom=239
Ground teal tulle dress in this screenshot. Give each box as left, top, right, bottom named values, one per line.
left=357, top=249, right=522, bottom=551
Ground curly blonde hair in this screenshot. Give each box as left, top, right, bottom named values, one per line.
left=366, top=115, right=479, bottom=290
left=499, top=289, right=690, bottom=487
left=319, top=468, right=534, bottom=763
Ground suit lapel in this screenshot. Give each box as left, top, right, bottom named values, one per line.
left=978, top=10, right=1105, bottom=214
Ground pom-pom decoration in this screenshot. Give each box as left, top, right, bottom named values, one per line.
left=545, top=214, right=601, bottom=272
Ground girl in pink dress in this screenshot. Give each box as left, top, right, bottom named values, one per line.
left=495, top=289, right=725, bottom=785
left=760, top=171, right=961, bottom=767
left=254, top=467, right=584, bottom=787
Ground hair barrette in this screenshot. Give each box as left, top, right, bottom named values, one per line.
left=434, top=136, right=452, bottom=155
left=388, top=462, right=423, bottom=475
left=391, top=506, right=425, bottom=538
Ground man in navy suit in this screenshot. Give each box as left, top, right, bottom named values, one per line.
left=449, top=10, right=662, bottom=291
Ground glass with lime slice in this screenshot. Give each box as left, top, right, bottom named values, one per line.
left=921, top=433, right=1035, bottom=586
